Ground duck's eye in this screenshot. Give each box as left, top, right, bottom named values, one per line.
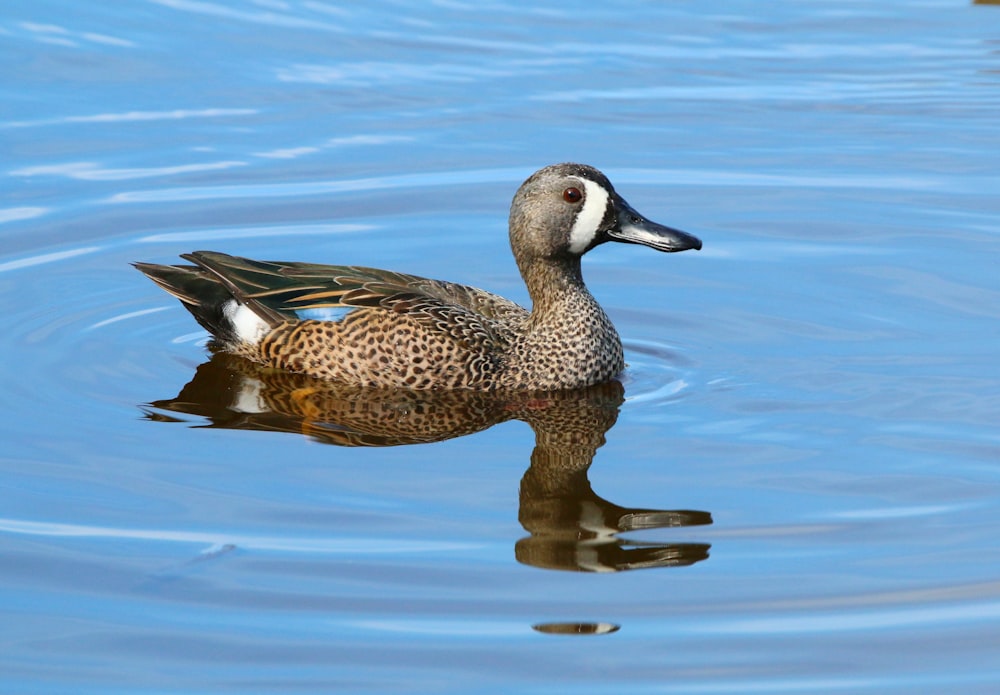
left=563, top=187, right=583, bottom=204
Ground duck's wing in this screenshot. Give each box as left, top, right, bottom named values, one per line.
left=136, top=251, right=527, bottom=348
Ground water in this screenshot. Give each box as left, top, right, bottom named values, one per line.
left=2, top=1, right=1000, bottom=692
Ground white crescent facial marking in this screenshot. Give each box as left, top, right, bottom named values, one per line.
left=567, top=177, right=610, bottom=255
left=223, top=299, right=270, bottom=345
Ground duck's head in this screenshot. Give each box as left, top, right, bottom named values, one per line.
left=509, top=163, right=702, bottom=268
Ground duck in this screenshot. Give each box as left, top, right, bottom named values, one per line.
left=135, top=163, right=701, bottom=391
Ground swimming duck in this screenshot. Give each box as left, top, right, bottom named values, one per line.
left=135, top=163, right=701, bottom=391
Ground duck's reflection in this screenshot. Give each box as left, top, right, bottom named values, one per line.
left=146, top=353, right=711, bottom=573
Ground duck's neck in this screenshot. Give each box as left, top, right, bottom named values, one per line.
left=509, top=256, right=624, bottom=389
left=520, top=256, right=621, bottom=350
left=521, top=258, right=594, bottom=318
left=520, top=256, right=589, bottom=321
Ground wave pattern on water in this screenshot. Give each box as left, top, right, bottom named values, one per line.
left=2, top=1, right=1000, bottom=693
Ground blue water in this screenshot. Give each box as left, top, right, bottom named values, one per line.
left=3, top=1, right=1000, bottom=693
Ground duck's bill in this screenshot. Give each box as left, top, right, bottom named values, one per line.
left=608, top=197, right=702, bottom=252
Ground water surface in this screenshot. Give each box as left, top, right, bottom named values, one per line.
left=2, top=1, right=1000, bottom=693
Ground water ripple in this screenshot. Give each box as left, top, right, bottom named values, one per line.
left=0, top=246, right=101, bottom=273
left=12, top=159, right=247, bottom=181
left=1, top=107, right=258, bottom=129
left=0, top=517, right=477, bottom=554
left=137, top=222, right=373, bottom=243
left=13, top=20, right=135, bottom=49
left=694, top=599, right=1000, bottom=635
left=0, top=206, right=47, bottom=223
left=621, top=338, right=696, bottom=407
left=148, top=0, right=347, bottom=32
left=107, top=167, right=528, bottom=203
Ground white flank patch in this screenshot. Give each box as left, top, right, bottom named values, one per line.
left=223, top=300, right=270, bottom=345
left=567, top=177, right=610, bottom=254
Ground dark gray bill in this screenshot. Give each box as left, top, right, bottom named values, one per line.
left=607, top=195, right=702, bottom=252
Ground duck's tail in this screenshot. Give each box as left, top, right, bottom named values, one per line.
left=134, top=256, right=275, bottom=347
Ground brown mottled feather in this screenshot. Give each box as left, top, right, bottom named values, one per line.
left=135, top=163, right=701, bottom=390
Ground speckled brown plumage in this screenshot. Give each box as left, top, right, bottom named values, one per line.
left=135, top=163, right=701, bottom=391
